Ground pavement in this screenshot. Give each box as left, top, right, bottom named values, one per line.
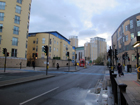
left=104, top=67, right=140, bottom=105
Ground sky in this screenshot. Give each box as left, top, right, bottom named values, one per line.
left=29, top=0, right=140, bottom=49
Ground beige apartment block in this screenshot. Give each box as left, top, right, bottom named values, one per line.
left=27, top=31, right=76, bottom=67
left=69, top=36, right=78, bottom=47
left=84, top=42, right=91, bottom=60
left=0, top=0, right=32, bottom=67
left=111, top=13, right=140, bottom=67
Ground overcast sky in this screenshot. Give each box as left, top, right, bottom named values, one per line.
left=29, top=0, right=140, bottom=48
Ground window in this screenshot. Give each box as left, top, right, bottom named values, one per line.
left=29, top=4, right=31, bottom=11
left=42, top=38, right=45, bottom=44
left=33, top=40, right=35, bottom=44
left=11, top=49, right=17, bottom=57
left=28, top=13, right=30, bottom=20
left=54, top=40, right=56, bottom=44
left=130, top=20, right=133, bottom=29
left=49, top=46, right=51, bottom=52
left=42, top=46, right=44, bottom=52
left=14, top=15, right=20, bottom=24
left=64, top=44, right=65, bottom=47
left=138, top=31, right=140, bottom=36
left=15, top=5, right=21, bottom=14
left=27, top=22, right=29, bottom=29
left=54, top=48, right=55, bottom=51
left=125, top=25, right=128, bottom=31
left=137, top=19, right=140, bottom=27
left=0, top=35, right=1, bottom=44
left=36, top=46, right=38, bottom=52
left=125, top=35, right=128, bottom=41
left=123, top=37, right=124, bottom=42
left=0, top=24, right=3, bottom=32
left=26, top=31, right=28, bottom=38
left=13, top=26, right=19, bottom=35
left=25, top=51, right=27, bottom=58
left=131, top=33, right=134, bottom=39
left=50, top=39, right=51, bottom=44
left=0, top=12, right=4, bottom=21
left=57, top=48, right=58, bottom=52
left=33, top=47, right=35, bottom=50
left=57, top=42, right=58, bottom=45
left=36, top=38, right=38, bottom=44
left=26, top=41, right=27, bottom=48
left=12, top=37, right=18, bottom=46
left=132, top=54, right=135, bottom=62
left=17, top=0, right=22, bottom=4
left=122, top=24, right=124, bottom=33
left=0, top=1, right=6, bottom=10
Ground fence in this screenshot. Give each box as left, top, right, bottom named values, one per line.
left=109, top=69, right=134, bottom=105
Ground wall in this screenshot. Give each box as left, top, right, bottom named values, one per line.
left=0, top=57, right=27, bottom=68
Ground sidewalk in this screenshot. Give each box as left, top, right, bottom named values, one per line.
left=104, top=68, right=140, bottom=105
left=0, top=67, right=55, bottom=88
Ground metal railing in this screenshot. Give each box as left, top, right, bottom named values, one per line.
left=109, top=69, right=134, bottom=105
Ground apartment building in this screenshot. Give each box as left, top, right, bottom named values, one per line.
left=27, top=31, right=76, bottom=67
left=69, top=36, right=78, bottom=47
left=111, top=13, right=140, bottom=67
left=84, top=37, right=107, bottom=61
left=0, top=0, right=32, bottom=67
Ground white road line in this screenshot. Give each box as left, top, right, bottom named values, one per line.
left=19, top=87, right=59, bottom=105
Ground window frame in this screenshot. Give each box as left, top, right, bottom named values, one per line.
left=13, top=26, right=19, bottom=35
left=14, top=15, right=20, bottom=24
left=137, top=19, right=140, bottom=27
left=17, top=0, right=22, bottom=4
left=11, top=48, right=17, bottom=57
left=12, top=37, right=18, bottom=46
left=0, top=12, right=4, bottom=21
left=42, top=38, right=45, bottom=44
left=0, top=1, right=6, bottom=10
left=0, top=24, right=3, bottom=32
left=15, top=5, right=21, bottom=14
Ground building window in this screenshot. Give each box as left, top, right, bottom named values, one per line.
left=131, top=33, right=134, bottom=39
left=49, top=46, right=51, bottom=52
left=0, top=12, right=4, bottom=21
left=50, top=39, right=51, bottom=44
left=42, top=46, right=44, bottom=52
left=125, top=35, right=128, bottom=41
left=14, top=15, right=20, bottom=24
left=26, top=41, right=27, bottom=48
left=57, top=42, right=58, bottom=45
left=26, top=31, right=28, bottom=38
left=57, top=48, right=58, bottom=52
left=0, top=24, right=3, bottom=32
left=36, top=38, right=38, bottom=44
left=54, top=40, right=56, bottom=44
left=36, top=46, right=38, bottom=52
left=64, top=44, right=65, bottom=47
left=28, top=13, right=30, bottom=20
left=138, top=31, right=140, bottom=36
left=12, top=37, right=18, bottom=46
left=42, top=38, right=45, bottom=44
left=27, top=22, right=29, bottom=29
left=29, top=4, right=31, bottom=11
left=33, top=40, right=35, bottom=44
left=0, top=2, right=6, bottom=10
left=123, top=37, right=124, bottom=42
left=122, top=24, right=124, bottom=33
left=54, top=48, right=55, bottom=51
left=25, top=51, right=27, bottom=58
left=132, top=54, right=135, bottom=62
left=137, top=19, right=140, bottom=27
left=11, top=49, right=17, bottom=57
left=125, top=25, right=128, bottom=31
left=15, top=5, right=21, bottom=14
left=0, top=35, right=1, bottom=44
left=17, top=0, right=22, bottom=4
left=130, top=20, right=133, bottom=29
left=13, top=26, right=19, bottom=35
left=33, top=47, right=35, bottom=50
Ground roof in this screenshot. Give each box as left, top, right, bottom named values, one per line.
left=28, top=31, right=70, bottom=44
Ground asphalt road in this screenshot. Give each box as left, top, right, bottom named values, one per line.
left=0, top=65, right=105, bottom=105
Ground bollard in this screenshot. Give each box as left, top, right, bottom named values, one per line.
left=112, top=74, right=118, bottom=104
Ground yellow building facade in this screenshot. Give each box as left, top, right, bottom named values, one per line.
left=27, top=31, right=76, bottom=66
left=0, top=0, right=32, bottom=67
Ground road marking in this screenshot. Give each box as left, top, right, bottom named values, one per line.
left=19, top=87, right=59, bottom=105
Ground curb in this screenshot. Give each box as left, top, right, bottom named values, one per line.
left=0, top=75, right=55, bottom=88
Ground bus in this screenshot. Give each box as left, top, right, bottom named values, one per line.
left=79, top=59, right=85, bottom=67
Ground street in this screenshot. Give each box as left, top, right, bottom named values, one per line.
left=0, top=65, right=105, bottom=105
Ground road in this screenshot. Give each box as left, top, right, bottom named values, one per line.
left=0, top=65, right=105, bottom=105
